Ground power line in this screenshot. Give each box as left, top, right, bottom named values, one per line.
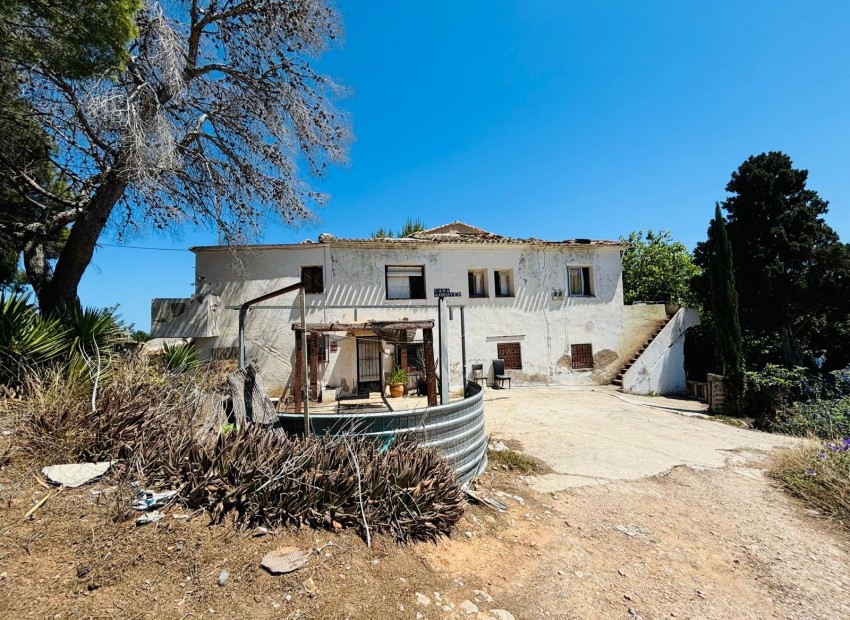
left=97, top=243, right=192, bottom=252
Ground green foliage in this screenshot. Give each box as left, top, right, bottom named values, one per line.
left=371, top=218, right=426, bottom=239
left=620, top=229, right=700, bottom=306
left=0, top=292, right=128, bottom=386
left=775, top=399, right=850, bottom=439
left=744, top=365, right=850, bottom=438
left=0, top=292, right=68, bottom=383
left=0, top=0, right=140, bottom=77
left=399, top=217, right=426, bottom=238
left=388, top=365, right=408, bottom=385
left=161, top=342, right=201, bottom=374
left=704, top=152, right=850, bottom=367
left=706, top=206, right=744, bottom=411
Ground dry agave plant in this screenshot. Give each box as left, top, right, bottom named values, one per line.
left=136, top=428, right=466, bottom=543
left=17, top=357, right=465, bottom=543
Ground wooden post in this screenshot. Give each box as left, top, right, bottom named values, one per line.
left=309, top=333, right=319, bottom=401
left=423, top=328, right=438, bottom=407
left=294, top=331, right=303, bottom=414
left=400, top=345, right=409, bottom=395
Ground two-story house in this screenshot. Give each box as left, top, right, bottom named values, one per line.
left=151, top=221, right=674, bottom=396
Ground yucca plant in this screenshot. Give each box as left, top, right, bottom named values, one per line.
left=62, top=305, right=125, bottom=378
left=162, top=342, right=201, bottom=374
left=0, top=293, right=69, bottom=385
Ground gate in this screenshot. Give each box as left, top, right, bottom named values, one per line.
left=357, top=339, right=381, bottom=391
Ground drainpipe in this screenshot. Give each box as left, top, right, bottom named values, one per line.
left=460, top=306, right=467, bottom=397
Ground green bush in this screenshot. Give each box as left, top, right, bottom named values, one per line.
left=161, top=342, right=201, bottom=374
left=769, top=398, right=850, bottom=439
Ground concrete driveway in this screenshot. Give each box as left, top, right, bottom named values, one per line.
left=484, top=386, right=798, bottom=492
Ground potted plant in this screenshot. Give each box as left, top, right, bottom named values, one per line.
left=388, top=365, right=408, bottom=398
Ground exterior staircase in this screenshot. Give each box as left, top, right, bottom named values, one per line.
left=611, top=316, right=673, bottom=388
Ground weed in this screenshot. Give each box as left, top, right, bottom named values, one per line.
left=488, top=448, right=548, bottom=474
left=771, top=438, right=850, bottom=530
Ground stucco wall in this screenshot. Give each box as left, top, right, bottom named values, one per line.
left=622, top=308, right=701, bottom=395
left=168, top=241, right=627, bottom=393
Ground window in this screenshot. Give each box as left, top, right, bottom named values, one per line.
left=301, top=266, right=324, bottom=294
left=568, top=266, right=593, bottom=297
left=468, top=269, right=488, bottom=298
left=571, top=343, right=593, bottom=369
left=386, top=265, right=426, bottom=299
left=495, top=269, right=513, bottom=297
left=497, top=342, right=522, bottom=370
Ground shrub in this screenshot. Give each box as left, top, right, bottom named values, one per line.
left=161, top=342, right=201, bottom=374
left=772, top=438, right=850, bottom=529
left=0, top=293, right=69, bottom=384
left=769, top=398, right=850, bottom=439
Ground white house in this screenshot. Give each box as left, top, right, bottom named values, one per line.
left=151, top=221, right=695, bottom=397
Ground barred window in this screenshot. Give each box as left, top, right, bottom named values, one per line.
left=571, top=343, right=593, bottom=369
left=497, top=342, right=522, bottom=370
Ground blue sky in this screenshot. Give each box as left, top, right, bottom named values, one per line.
left=80, top=0, right=850, bottom=330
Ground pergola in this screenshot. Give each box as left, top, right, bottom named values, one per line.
left=291, top=320, right=438, bottom=410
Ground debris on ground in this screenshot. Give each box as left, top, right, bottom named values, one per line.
left=488, top=440, right=508, bottom=452
left=41, top=461, right=113, bottom=487
left=132, top=489, right=178, bottom=511
left=135, top=510, right=165, bottom=526
left=217, top=569, right=229, bottom=586
left=465, top=489, right=508, bottom=513
left=260, top=547, right=311, bottom=575
left=616, top=524, right=650, bottom=538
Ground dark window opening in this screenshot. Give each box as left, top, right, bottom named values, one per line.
left=568, top=266, right=593, bottom=297
left=571, top=343, right=593, bottom=369
left=495, top=269, right=513, bottom=297
left=301, top=266, right=324, bottom=294
left=468, top=269, right=488, bottom=297
left=386, top=266, right=426, bottom=299
left=497, top=342, right=522, bottom=370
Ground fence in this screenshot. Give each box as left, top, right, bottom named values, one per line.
left=278, top=381, right=488, bottom=485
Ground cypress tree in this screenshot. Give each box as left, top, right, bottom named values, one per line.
left=707, top=204, right=744, bottom=414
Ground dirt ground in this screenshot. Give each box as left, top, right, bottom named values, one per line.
left=1, top=445, right=849, bottom=620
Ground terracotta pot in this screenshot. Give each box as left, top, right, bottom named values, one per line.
left=389, top=383, right=404, bottom=398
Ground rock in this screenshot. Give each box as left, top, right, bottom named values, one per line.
left=473, top=589, right=494, bottom=603
left=433, top=592, right=442, bottom=602
left=251, top=526, right=269, bottom=537
left=217, top=570, right=229, bottom=586
left=489, top=441, right=508, bottom=452
left=42, top=462, right=113, bottom=488
left=616, top=524, right=650, bottom=538
left=491, top=611, right=516, bottom=620
left=628, top=608, right=643, bottom=620
left=415, top=592, right=431, bottom=606
left=459, top=600, right=479, bottom=615
left=397, top=603, right=404, bottom=612
left=624, top=594, right=632, bottom=601
left=465, top=531, right=473, bottom=539
left=261, top=547, right=311, bottom=575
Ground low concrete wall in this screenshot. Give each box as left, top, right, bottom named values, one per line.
left=278, top=381, right=487, bottom=485
left=622, top=308, right=700, bottom=395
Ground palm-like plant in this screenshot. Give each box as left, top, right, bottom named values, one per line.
left=0, top=293, right=69, bottom=384
left=161, top=342, right=201, bottom=374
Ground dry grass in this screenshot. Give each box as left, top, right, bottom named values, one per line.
left=770, top=440, right=850, bottom=529
left=487, top=447, right=549, bottom=474
left=2, top=357, right=465, bottom=542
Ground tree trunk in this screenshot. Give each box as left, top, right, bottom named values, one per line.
left=22, top=237, right=53, bottom=299
left=780, top=320, right=804, bottom=367
left=37, top=173, right=127, bottom=316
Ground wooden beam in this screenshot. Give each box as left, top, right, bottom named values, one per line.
left=309, top=333, right=319, bottom=401
left=294, top=332, right=303, bottom=414
left=423, top=328, right=438, bottom=407
left=292, top=321, right=434, bottom=332
left=400, top=346, right=408, bottom=396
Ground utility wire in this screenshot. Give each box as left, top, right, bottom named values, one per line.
left=97, top=243, right=192, bottom=252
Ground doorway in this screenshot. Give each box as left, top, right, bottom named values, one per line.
left=356, top=338, right=382, bottom=394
